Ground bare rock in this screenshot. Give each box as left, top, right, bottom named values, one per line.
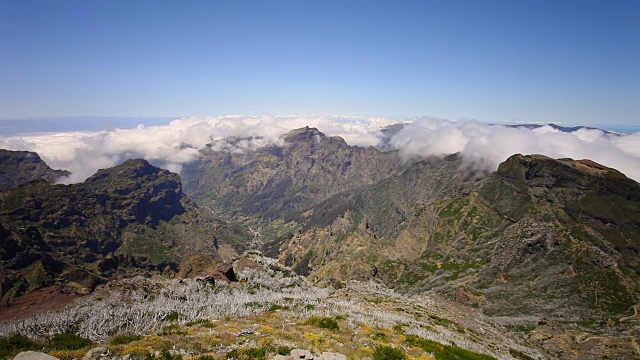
left=13, top=352, right=59, bottom=360
left=290, top=349, right=314, bottom=359
left=318, top=353, right=346, bottom=360
left=83, top=347, right=109, bottom=360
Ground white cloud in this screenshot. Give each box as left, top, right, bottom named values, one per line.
left=1, top=114, right=638, bottom=183
left=391, top=118, right=640, bottom=181
left=0, top=114, right=402, bottom=183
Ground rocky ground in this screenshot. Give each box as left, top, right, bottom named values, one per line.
left=1, top=252, right=545, bottom=360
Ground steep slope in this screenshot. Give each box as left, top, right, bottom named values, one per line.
left=181, top=127, right=404, bottom=222
left=0, top=150, right=69, bottom=190
left=0, top=159, right=237, bottom=306
left=277, top=154, right=640, bottom=358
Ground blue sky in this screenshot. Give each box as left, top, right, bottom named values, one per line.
left=1, top=0, right=639, bottom=125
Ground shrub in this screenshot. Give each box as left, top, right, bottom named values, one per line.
left=48, top=333, right=92, bottom=350
left=0, top=334, right=42, bottom=359
left=225, top=347, right=268, bottom=360
left=163, top=311, right=181, bottom=321
left=268, top=304, right=289, bottom=312
left=404, top=334, right=496, bottom=360
left=373, top=346, right=407, bottom=360
left=161, top=324, right=186, bottom=335
left=109, top=334, right=142, bottom=345
left=276, top=345, right=292, bottom=355
left=185, top=319, right=214, bottom=327
left=159, top=349, right=182, bottom=360
left=305, top=316, right=339, bottom=330
left=198, top=356, right=215, bottom=360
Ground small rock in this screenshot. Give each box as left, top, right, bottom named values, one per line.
left=83, top=347, right=109, bottom=360
left=318, top=352, right=346, bottom=360
left=270, top=356, right=290, bottom=360
left=14, top=352, right=59, bottom=360
left=290, top=349, right=314, bottom=359
left=235, top=328, right=256, bottom=336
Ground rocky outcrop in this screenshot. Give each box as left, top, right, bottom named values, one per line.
left=270, top=349, right=346, bottom=360
left=13, top=352, right=58, bottom=360
left=0, top=150, right=69, bottom=190
left=0, top=159, right=225, bottom=305
left=182, top=127, right=405, bottom=221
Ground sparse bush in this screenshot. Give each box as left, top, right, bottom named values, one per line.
left=373, top=345, right=407, bottom=360
left=159, top=349, right=182, bottom=360
left=163, top=311, right=181, bottom=321
left=198, top=356, right=214, bottom=360
left=109, top=334, right=142, bottom=345
left=404, top=334, right=496, bottom=360
left=48, top=348, right=88, bottom=360
left=48, top=333, right=92, bottom=350
left=225, top=347, right=268, bottom=360
left=0, top=334, right=42, bottom=359
left=305, top=316, right=339, bottom=330
left=161, top=324, right=185, bottom=335
left=509, top=348, right=535, bottom=360
left=276, top=345, right=292, bottom=355
left=268, top=304, right=289, bottom=312
left=185, top=319, right=215, bottom=328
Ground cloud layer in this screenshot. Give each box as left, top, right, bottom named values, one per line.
left=1, top=114, right=639, bottom=183
left=392, top=117, right=640, bottom=181
left=0, top=115, right=401, bottom=183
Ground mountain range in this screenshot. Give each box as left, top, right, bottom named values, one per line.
left=1, top=127, right=639, bottom=359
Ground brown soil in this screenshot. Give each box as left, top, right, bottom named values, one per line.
left=0, top=286, right=81, bottom=322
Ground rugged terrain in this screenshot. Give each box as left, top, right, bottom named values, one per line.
left=0, top=150, right=69, bottom=190
left=180, top=127, right=640, bottom=359
left=1, top=126, right=639, bottom=359
left=0, top=159, right=241, bottom=307
left=0, top=252, right=546, bottom=360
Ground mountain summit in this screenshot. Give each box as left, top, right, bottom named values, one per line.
left=0, top=159, right=229, bottom=306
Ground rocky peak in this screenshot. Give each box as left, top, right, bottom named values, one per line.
left=283, top=127, right=348, bottom=150
left=0, top=158, right=225, bottom=305
left=0, top=149, right=70, bottom=190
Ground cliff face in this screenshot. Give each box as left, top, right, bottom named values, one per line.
left=181, top=127, right=405, bottom=221
left=179, top=128, right=639, bottom=329
left=0, top=159, right=225, bottom=305
left=277, top=153, right=640, bottom=328
left=0, top=150, right=69, bottom=190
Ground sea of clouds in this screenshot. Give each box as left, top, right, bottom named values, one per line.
left=1, top=114, right=639, bottom=183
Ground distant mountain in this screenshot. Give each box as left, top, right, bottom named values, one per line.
left=182, top=126, right=405, bottom=222
left=2, top=127, right=639, bottom=358
left=0, top=159, right=241, bottom=306
left=0, top=149, right=69, bottom=190
left=179, top=127, right=640, bottom=359
left=503, top=123, right=621, bottom=135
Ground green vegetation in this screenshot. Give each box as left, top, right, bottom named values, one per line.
left=276, top=346, right=292, bottom=355
left=159, top=349, right=183, bottom=360
left=185, top=319, right=216, bottom=328
left=305, top=316, right=339, bottom=330
left=292, top=250, right=313, bottom=276
left=0, top=334, right=41, bottom=359
left=372, top=345, right=407, bottom=360
left=268, top=304, right=290, bottom=312
left=405, top=334, right=496, bottom=360
left=109, top=334, right=142, bottom=345
left=163, top=311, right=181, bottom=321
left=509, top=348, right=536, bottom=360
left=224, top=347, right=269, bottom=360
left=47, top=333, right=92, bottom=351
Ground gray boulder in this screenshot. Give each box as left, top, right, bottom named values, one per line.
left=318, top=353, right=346, bottom=360
left=290, top=349, right=314, bottom=359
left=14, top=352, right=59, bottom=360
left=83, top=347, right=109, bottom=360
